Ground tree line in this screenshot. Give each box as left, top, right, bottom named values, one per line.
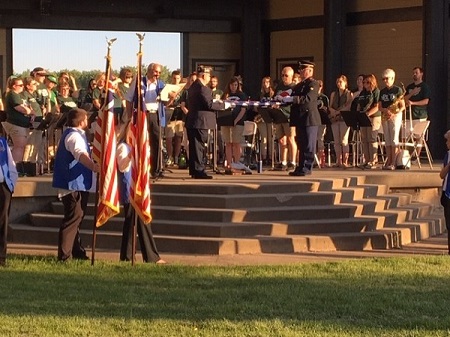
left=14, top=64, right=172, bottom=90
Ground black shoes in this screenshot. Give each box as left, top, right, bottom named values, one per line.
left=289, top=169, right=311, bottom=176
left=72, top=254, right=89, bottom=260
left=191, top=172, right=213, bottom=179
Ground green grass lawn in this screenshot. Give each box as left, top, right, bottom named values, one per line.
left=1, top=254, right=450, bottom=337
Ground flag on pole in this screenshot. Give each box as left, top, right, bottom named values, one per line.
left=129, top=52, right=152, bottom=224
left=94, top=57, right=120, bottom=227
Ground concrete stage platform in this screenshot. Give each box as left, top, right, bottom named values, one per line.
left=7, top=164, right=449, bottom=263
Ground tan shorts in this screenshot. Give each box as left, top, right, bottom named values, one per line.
left=165, top=120, right=184, bottom=138
left=275, top=123, right=293, bottom=139
left=221, top=125, right=244, bottom=143
left=2, top=121, right=29, bottom=138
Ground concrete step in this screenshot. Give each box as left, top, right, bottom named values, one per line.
left=150, top=181, right=322, bottom=194
left=8, top=224, right=403, bottom=254
left=375, top=193, right=412, bottom=208
left=150, top=204, right=358, bottom=222
left=29, top=213, right=124, bottom=231
left=53, top=192, right=340, bottom=214
left=151, top=218, right=381, bottom=237
left=31, top=204, right=359, bottom=228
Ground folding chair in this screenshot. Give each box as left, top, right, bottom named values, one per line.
left=242, top=121, right=258, bottom=167
left=399, top=120, right=433, bottom=169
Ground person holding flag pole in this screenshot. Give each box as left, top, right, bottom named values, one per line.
left=52, top=108, right=100, bottom=262
left=116, top=119, right=165, bottom=264
left=90, top=38, right=121, bottom=265
left=120, top=33, right=159, bottom=265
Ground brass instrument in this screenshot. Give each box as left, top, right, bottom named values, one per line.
left=382, top=89, right=405, bottom=122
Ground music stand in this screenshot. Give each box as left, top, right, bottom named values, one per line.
left=341, top=110, right=372, bottom=167
left=212, top=108, right=233, bottom=173
left=257, top=107, right=274, bottom=170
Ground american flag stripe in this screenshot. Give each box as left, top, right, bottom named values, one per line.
left=129, top=53, right=152, bottom=224
left=96, top=82, right=120, bottom=227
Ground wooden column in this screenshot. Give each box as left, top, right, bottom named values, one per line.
left=323, top=0, right=345, bottom=94
left=423, top=0, right=449, bottom=158
left=240, top=0, right=267, bottom=98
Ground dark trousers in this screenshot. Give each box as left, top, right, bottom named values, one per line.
left=58, top=191, right=89, bottom=261
left=295, top=125, right=318, bottom=174
left=187, top=128, right=208, bottom=176
left=0, top=182, right=12, bottom=263
left=120, top=203, right=161, bottom=262
left=147, top=112, right=160, bottom=176
left=440, top=193, right=450, bottom=253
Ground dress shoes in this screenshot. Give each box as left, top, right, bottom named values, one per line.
left=72, top=254, right=89, bottom=260
left=289, top=169, right=311, bottom=176
left=191, top=172, right=213, bottom=179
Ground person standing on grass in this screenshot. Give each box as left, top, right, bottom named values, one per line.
left=0, top=136, right=18, bottom=266
left=116, top=120, right=166, bottom=264
left=439, top=130, right=450, bottom=255
left=52, top=108, right=99, bottom=262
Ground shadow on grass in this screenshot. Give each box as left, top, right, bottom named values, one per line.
left=1, top=254, right=450, bottom=332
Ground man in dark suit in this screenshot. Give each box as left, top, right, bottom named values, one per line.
left=186, top=66, right=216, bottom=179
left=288, top=60, right=321, bottom=176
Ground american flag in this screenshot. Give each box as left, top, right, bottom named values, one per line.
left=129, top=57, right=152, bottom=224
left=94, top=64, right=120, bottom=227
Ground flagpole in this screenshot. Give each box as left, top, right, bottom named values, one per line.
left=132, top=33, right=145, bottom=266
left=91, top=37, right=116, bottom=266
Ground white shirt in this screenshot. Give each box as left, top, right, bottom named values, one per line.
left=116, top=142, right=132, bottom=173
left=125, top=77, right=159, bottom=111
left=58, top=127, right=96, bottom=197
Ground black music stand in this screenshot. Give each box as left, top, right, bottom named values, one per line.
left=267, top=107, right=288, bottom=170
left=341, top=110, right=372, bottom=167
left=257, top=107, right=274, bottom=170
left=212, top=108, right=233, bottom=173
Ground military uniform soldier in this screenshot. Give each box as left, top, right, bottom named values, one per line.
left=288, top=60, right=321, bottom=176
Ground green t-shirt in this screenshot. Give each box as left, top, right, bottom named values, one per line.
left=22, top=91, right=43, bottom=117
left=57, top=95, right=77, bottom=114
left=406, top=82, right=430, bottom=119
left=6, top=91, right=30, bottom=127
left=357, top=88, right=381, bottom=117
left=275, top=82, right=295, bottom=118
left=211, top=88, right=224, bottom=99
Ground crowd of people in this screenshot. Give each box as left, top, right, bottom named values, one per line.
left=0, top=60, right=441, bottom=263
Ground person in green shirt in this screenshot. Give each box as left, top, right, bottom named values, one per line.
left=404, top=67, right=431, bottom=131
left=3, top=76, right=32, bottom=163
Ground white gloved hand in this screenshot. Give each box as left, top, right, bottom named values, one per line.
left=211, top=100, right=225, bottom=110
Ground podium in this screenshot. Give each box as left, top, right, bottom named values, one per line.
left=341, top=110, right=372, bottom=167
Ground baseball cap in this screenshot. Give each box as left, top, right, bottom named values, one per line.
left=46, top=75, right=58, bottom=84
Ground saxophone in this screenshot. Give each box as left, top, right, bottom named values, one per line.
left=382, top=86, right=405, bottom=121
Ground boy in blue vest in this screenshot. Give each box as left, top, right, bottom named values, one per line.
left=52, top=108, right=99, bottom=261
left=440, top=130, right=450, bottom=255
left=0, top=137, right=18, bottom=266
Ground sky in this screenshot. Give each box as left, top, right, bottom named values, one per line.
left=13, top=29, right=181, bottom=74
